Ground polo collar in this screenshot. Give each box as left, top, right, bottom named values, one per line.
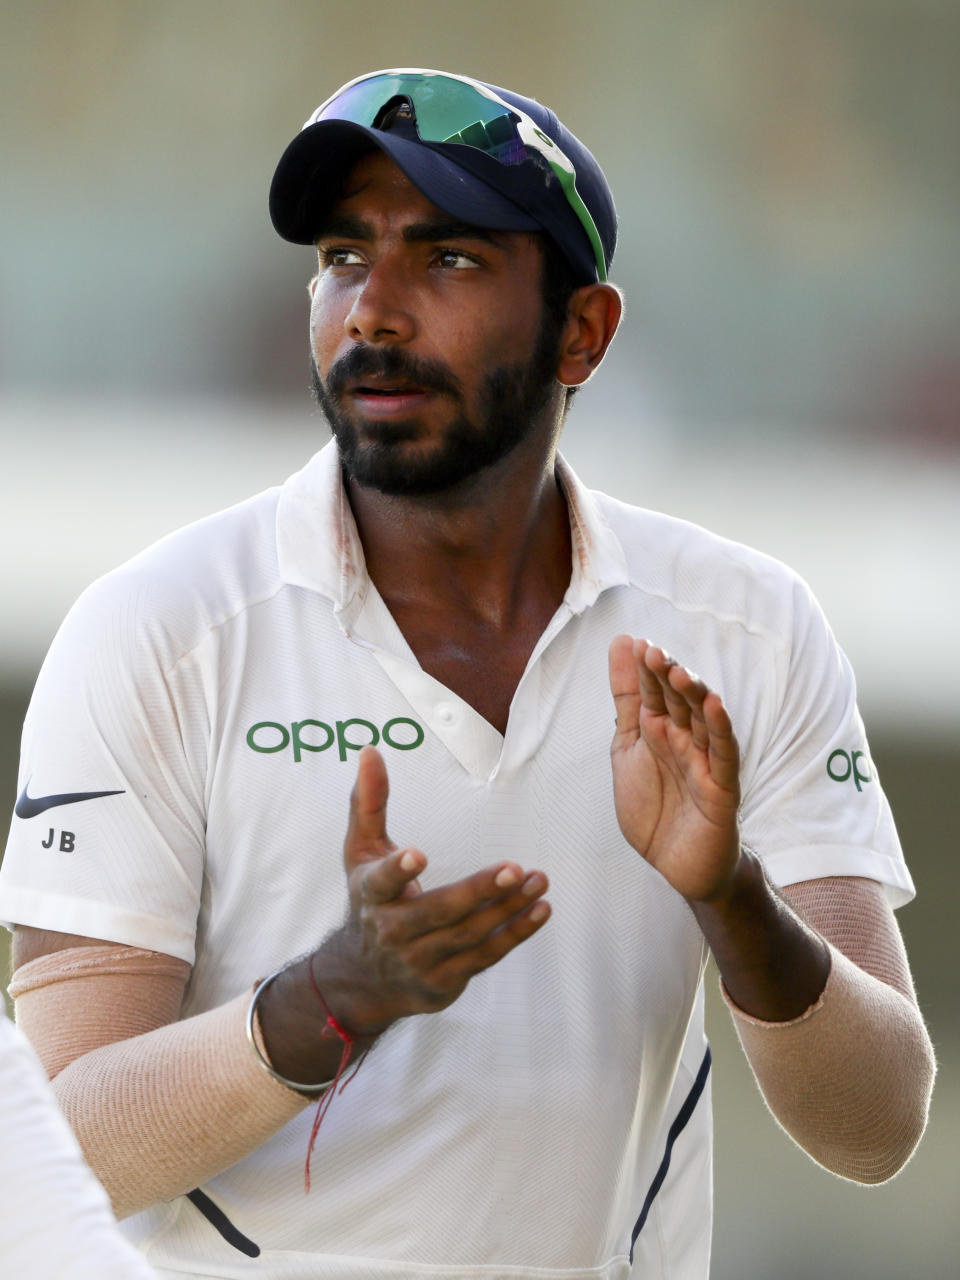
left=555, top=454, right=630, bottom=612
left=276, top=441, right=367, bottom=614
left=276, top=441, right=630, bottom=619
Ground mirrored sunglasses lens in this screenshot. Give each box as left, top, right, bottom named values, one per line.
left=312, top=72, right=605, bottom=279
left=318, top=74, right=520, bottom=158
left=315, top=77, right=405, bottom=126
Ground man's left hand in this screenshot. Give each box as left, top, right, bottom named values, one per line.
left=608, top=635, right=741, bottom=902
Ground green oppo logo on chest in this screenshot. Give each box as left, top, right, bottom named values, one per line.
left=246, top=716, right=425, bottom=762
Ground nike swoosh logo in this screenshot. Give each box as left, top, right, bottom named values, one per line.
left=15, top=783, right=126, bottom=820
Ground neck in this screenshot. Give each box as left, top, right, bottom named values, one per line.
left=346, top=432, right=571, bottom=628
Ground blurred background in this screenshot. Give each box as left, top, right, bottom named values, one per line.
left=1, top=1, right=957, bottom=1275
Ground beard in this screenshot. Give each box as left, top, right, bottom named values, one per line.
left=310, top=317, right=563, bottom=497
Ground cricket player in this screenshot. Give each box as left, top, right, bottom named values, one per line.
left=0, top=69, right=934, bottom=1279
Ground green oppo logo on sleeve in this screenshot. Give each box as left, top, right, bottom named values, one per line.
left=826, top=748, right=872, bottom=791
left=246, top=716, right=424, bottom=762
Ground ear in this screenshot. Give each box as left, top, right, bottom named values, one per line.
left=556, top=283, right=623, bottom=388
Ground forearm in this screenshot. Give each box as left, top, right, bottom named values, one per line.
left=689, top=847, right=831, bottom=1021
left=695, top=865, right=935, bottom=1183
left=725, top=944, right=934, bottom=1182
left=609, top=639, right=934, bottom=1182
left=11, top=948, right=312, bottom=1219
left=47, top=994, right=309, bottom=1218
left=10, top=828, right=550, bottom=1218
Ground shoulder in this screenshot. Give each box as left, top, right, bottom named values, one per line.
left=43, top=486, right=285, bottom=679
left=592, top=488, right=817, bottom=643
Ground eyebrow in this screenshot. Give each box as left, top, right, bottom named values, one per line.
left=315, top=214, right=504, bottom=248
left=404, top=220, right=503, bottom=247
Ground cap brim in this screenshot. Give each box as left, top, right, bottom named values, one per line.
left=269, top=119, right=541, bottom=244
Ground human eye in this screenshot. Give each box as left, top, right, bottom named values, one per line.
left=318, top=246, right=365, bottom=269
left=435, top=247, right=482, bottom=270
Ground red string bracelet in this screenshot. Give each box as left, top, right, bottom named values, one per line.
left=303, top=955, right=369, bottom=1192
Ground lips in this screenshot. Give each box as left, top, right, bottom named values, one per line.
left=349, top=378, right=432, bottom=418
left=324, top=347, right=462, bottom=409
left=355, top=385, right=424, bottom=396
left=349, top=376, right=425, bottom=396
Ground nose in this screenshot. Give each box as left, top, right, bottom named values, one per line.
left=344, top=259, right=415, bottom=345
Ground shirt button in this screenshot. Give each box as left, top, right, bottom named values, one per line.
left=436, top=702, right=456, bottom=725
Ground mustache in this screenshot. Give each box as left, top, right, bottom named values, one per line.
left=321, top=345, right=463, bottom=401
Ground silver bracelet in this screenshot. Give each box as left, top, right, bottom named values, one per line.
left=245, top=968, right=336, bottom=1095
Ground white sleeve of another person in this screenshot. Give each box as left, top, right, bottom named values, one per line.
left=0, top=1010, right=156, bottom=1278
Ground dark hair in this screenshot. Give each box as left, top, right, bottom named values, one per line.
left=539, top=235, right=583, bottom=405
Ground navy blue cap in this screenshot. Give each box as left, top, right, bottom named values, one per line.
left=269, top=72, right=617, bottom=284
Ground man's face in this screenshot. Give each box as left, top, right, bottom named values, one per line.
left=308, top=150, right=564, bottom=496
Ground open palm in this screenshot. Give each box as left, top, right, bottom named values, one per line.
left=608, top=635, right=742, bottom=902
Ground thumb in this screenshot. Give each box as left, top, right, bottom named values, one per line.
left=344, top=745, right=395, bottom=869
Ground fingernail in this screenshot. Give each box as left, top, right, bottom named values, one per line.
left=529, top=902, right=550, bottom=922
left=495, top=866, right=519, bottom=889
left=522, top=873, right=544, bottom=896
left=400, top=850, right=419, bottom=873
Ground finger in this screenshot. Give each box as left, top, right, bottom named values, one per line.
left=703, top=691, right=740, bottom=791
left=645, top=647, right=713, bottom=733
left=403, top=872, right=549, bottom=964
left=344, top=746, right=394, bottom=866
left=659, top=675, right=693, bottom=729
left=634, top=640, right=668, bottom=716
left=662, top=662, right=711, bottom=733
left=609, top=634, right=643, bottom=736
left=429, top=897, right=552, bottom=988
left=373, top=861, right=537, bottom=944
left=687, top=696, right=710, bottom=752
left=359, top=845, right=428, bottom=905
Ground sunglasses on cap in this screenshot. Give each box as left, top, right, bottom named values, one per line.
left=305, top=69, right=608, bottom=283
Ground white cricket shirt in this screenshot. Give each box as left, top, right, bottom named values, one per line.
left=0, top=442, right=913, bottom=1279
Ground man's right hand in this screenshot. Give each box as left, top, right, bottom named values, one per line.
left=258, top=746, right=550, bottom=1086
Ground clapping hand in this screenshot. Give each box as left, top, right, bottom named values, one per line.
left=336, top=746, right=551, bottom=1033
left=608, top=636, right=741, bottom=903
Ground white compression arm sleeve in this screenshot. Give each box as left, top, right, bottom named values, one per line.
left=724, top=876, right=936, bottom=1184
left=0, top=1010, right=158, bottom=1277
left=10, top=946, right=310, bottom=1220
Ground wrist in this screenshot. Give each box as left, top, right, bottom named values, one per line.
left=247, top=971, right=338, bottom=1096
left=305, top=951, right=395, bottom=1046
left=308, top=927, right=403, bottom=1041
left=691, top=847, right=831, bottom=1021
left=256, top=949, right=387, bottom=1087
left=688, top=845, right=776, bottom=941
left=684, top=840, right=754, bottom=910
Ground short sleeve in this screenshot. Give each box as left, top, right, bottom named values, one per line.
left=0, top=567, right=210, bottom=963
left=739, top=576, right=914, bottom=907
